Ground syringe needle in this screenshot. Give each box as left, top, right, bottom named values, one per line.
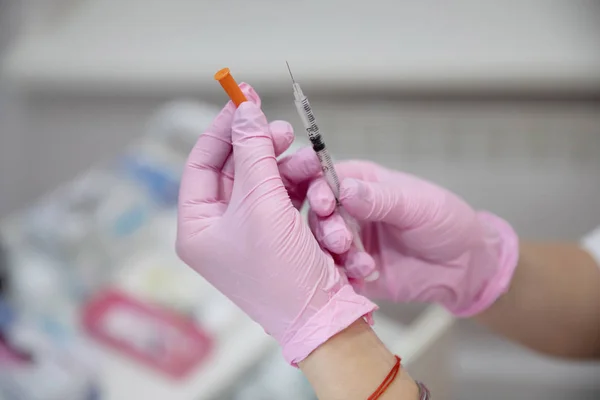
left=285, top=61, right=296, bottom=83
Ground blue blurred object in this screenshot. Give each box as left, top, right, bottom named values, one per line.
left=0, top=299, right=15, bottom=332
left=120, top=155, right=179, bottom=208
left=112, top=205, right=148, bottom=238
left=86, top=383, right=102, bottom=400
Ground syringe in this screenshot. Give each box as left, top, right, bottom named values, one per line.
left=286, top=63, right=377, bottom=280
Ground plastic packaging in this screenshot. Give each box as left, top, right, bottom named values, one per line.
left=23, top=170, right=155, bottom=299
left=9, top=252, right=69, bottom=321
left=82, top=290, right=213, bottom=379
left=144, top=101, right=219, bottom=160
left=0, top=302, right=100, bottom=400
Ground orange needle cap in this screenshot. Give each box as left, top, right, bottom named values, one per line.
left=214, top=68, right=248, bottom=107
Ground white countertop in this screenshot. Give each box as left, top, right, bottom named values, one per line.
left=3, top=0, right=600, bottom=95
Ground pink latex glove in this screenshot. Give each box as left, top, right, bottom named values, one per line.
left=306, top=160, right=519, bottom=317
left=175, top=85, right=376, bottom=364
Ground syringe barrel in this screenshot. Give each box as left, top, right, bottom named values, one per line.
left=315, top=149, right=341, bottom=199
left=293, top=96, right=341, bottom=196
left=293, top=98, right=321, bottom=144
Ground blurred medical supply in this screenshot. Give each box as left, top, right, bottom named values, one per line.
left=23, top=172, right=152, bottom=299
left=0, top=101, right=232, bottom=399
left=0, top=308, right=101, bottom=400
left=0, top=262, right=100, bottom=400
left=82, top=290, right=213, bottom=379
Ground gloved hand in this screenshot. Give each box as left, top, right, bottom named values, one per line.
left=306, top=160, right=519, bottom=317
left=176, top=85, right=376, bottom=364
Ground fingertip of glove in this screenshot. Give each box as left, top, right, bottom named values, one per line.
left=297, top=146, right=321, bottom=167
left=346, top=251, right=377, bottom=280
left=236, top=100, right=262, bottom=114
left=322, top=225, right=352, bottom=254
left=312, top=195, right=335, bottom=215
left=233, top=102, right=268, bottom=134
left=238, top=82, right=261, bottom=106
left=308, top=180, right=336, bottom=215
left=270, top=120, right=295, bottom=146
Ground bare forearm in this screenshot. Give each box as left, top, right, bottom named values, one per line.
left=299, top=319, right=419, bottom=400
left=476, top=242, right=600, bottom=358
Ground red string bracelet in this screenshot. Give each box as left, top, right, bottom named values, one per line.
left=367, top=355, right=402, bottom=400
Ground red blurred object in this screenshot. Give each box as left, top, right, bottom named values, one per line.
left=82, top=290, right=212, bottom=379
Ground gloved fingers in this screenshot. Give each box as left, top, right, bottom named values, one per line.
left=345, top=249, right=378, bottom=281
left=339, top=178, right=405, bottom=225
left=308, top=209, right=353, bottom=254
left=278, top=146, right=321, bottom=209
left=306, top=159, right=391, bottom=217
left=279, top=146, right=321, bottom=183
left=223, top=120, right=294, bottom=180
left=221, top=120, right=294, bottom=199
left=179, top=98, right=237, bottom=214
left=308, top=209, right=379, bottom=282
left=307, top=209, right=320, bottom=243
left=270, top=120, right=296, bottom=155
left=230, top=102, right=287, bottom=203
left=307, top=177, right=337, bottom=217
left=307, top=208, right=379, bottom=290
left=308, top=208, right=378, bottom=280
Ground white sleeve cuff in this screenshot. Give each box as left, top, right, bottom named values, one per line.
left=581, top=226, right=600, bottom=267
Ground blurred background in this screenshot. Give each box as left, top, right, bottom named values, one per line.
left=1, top=0, right=600, bottom=399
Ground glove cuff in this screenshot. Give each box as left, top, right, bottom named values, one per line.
left=451, top=211, right=520, bottom=317
left=280, top=285, right=378, bottom=366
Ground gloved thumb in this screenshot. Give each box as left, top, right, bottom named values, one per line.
left=231, top=102, right=284, bottom=197
left=339, top=178, right=406, bottom=225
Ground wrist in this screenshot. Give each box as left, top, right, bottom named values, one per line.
left=299, top=319, right=418, bottom=399
left=280, top=285, right=377, bottom=365
left=300, top=319, right=396, bottom=370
